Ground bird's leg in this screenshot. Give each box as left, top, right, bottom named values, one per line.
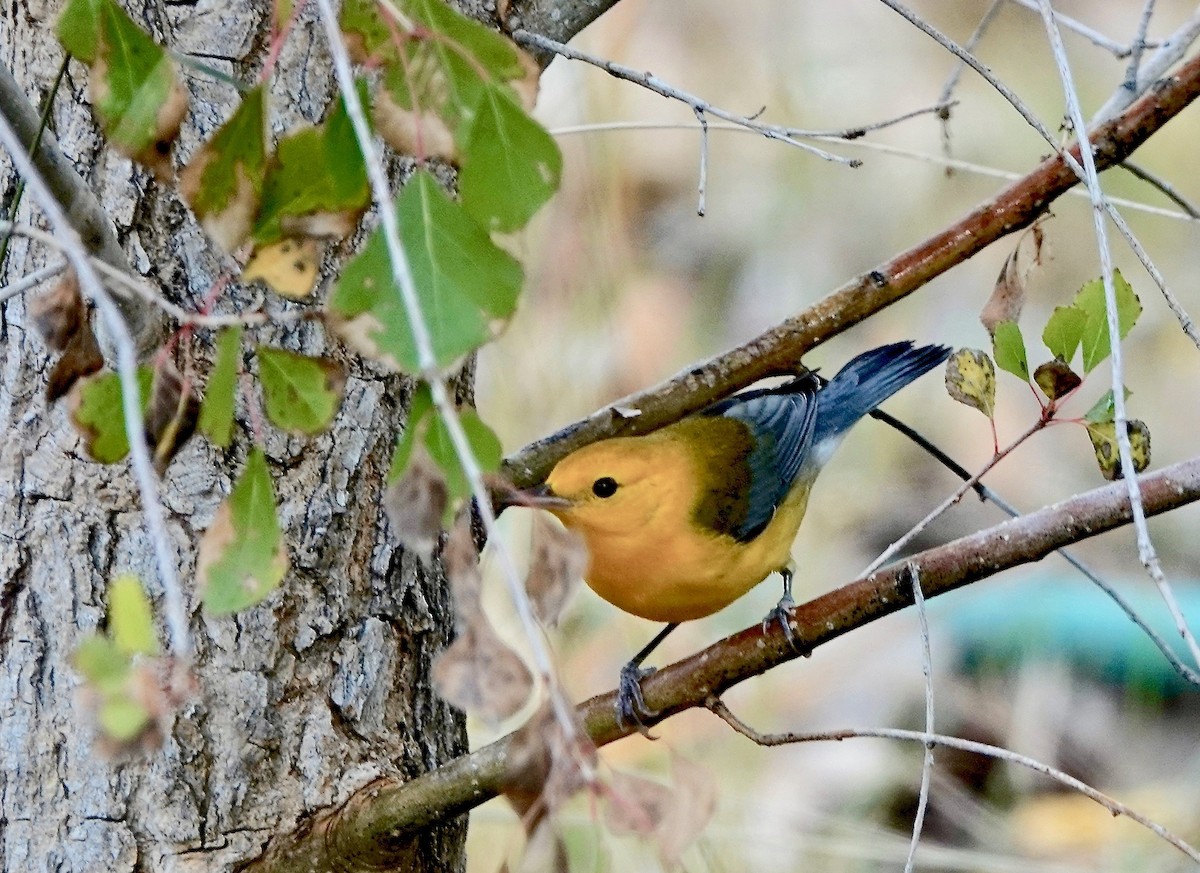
left=761, top=567, right=806, bottom=652
left=617, top=622, right=678, bottom=733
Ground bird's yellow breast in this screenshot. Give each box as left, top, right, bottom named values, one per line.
left=546, top=430, right=814, bottom=623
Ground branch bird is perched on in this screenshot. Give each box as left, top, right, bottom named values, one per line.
left=536, top=342, right=951, bottom=728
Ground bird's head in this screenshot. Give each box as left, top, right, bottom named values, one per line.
left=540, top=436, right=689, bottom=536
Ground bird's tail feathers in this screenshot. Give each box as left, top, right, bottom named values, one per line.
left=813, top=341, right=950, bottom=449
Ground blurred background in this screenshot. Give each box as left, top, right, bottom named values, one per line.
left=470, top=0, right=1200, bottom=869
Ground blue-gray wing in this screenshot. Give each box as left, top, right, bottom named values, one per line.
left=704, top=379, right=819, bottom=542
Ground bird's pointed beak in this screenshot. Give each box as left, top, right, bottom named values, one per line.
left=498, top=482, right=572, bottom=510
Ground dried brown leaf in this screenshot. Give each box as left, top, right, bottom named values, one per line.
left=374, top=90, right=459, bottom=163
left=605, top=770, right=672, bottom=837
left=443, top=518, right=482, bottom=623
left=383, top=451, right=448, bottom=562
left=525, top=514, right=586, bottom=628
left=658, top=753, right=717, bottom=867
left=981, top=224, right=1044, bottom=334
left=502, top=701, right=594, bottom=827
left=46, top=318, right=103, bottom=402
left=31, top=271, right=85, bottom=351
left=145, top=362, right=200, bottom=474
left=432, top=611, right=533, bottom=721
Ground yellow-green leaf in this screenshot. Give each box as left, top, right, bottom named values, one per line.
left=108, top=574, right=158, bottom=656
left=1086, top=419, right=1151, bottom=481
left=98, top=696, right=151, bottom=741
left=1075, top=270, right=1142, bottom=373
left=68, top=368, right=154, bottom=463
left=944, top=348, right=996, bottom=419
left=73, top=634, right=130, bottom=694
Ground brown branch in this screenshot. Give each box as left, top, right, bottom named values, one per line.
left=242, top=455, right=1200, bottom=872
left=501, top=50, right=1200, bottom=489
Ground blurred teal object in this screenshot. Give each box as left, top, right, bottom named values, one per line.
left=938, top=576, right=1200, bottom=700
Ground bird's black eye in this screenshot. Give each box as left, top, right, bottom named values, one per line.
left=591, top=477, right=618, bottom=498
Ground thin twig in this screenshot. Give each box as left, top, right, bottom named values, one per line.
left=937, top=0, right=1004, bottom=164
left=869, top=408, right=1200, bottom=689
left=905, top=565, right=933, bottom=873
left=1120, top=161, right=1200, bottom=218
left=706, top=700, right=1200, bottom=864
left=313, top=0, right=592, bottom=774
left=1006, top=0, right=1143, bottom=57
left=511, top=30, right=861, bottom=167
left=1123, top=0, right=1159, bottom=96
left=0, top=104, right=190, bottom=658
left=861, top=418, right=1047, bottom=577
left=1092, top=5, right=1200, bottom=122
left=694, top=107, right=708, bottom=217
left=0, top=259, right=65, bottom=304
left=1038, top=0, right=1200, bottom=669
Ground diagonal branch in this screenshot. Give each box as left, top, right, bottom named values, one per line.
left=241, top=455, right=1200, bottom=872
left=501, top=50, right=1200, bottom=488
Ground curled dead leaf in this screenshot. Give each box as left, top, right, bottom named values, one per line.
left=981, top=224, right=1043, bottom=334
left=145, top=362, right=200, bottom=474
left=47, top=318, right=104, bottom=402
left=431, top=611, right=533, bottom=721
left=502, top=700, right=595, bottom=827
left=525, top=513, right=586, bottom=627
left=31, top=270, right=84, bottom=351
left=383, top=450, right=448, bottom=562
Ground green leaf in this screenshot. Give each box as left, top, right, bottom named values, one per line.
left=74, top=634, right=131, bottom=693
left=425, top=406, right=503, bottom=507
left=459, top=82, right=562, bottom=232
left=199, top=326, right=243, bottom=447
left=1087, top=419, right=1151, bottom=481
left=943, top=348, right=995, bottom=419
left=253, top=82, right=370, bottom=245
left=1075, top=270, right=1142, bottom=373
left=108, top=574, right=158, bottom=656
left=389, top=385, right=435, bottom=482
left=256, top=347, right=346, bottom=434
left=991, top=321, right=1030, bottom=381
left=98, top=696, right=151, bottom=741
left=180, top=87, right=268, bottom=251
left=199, top=448, right=289, bottom=615
left=1042, top=305, right=1088, bottom=364
left=69, top=368, right=154, bottom=463
left=56, top=0, right=187, bottom=176
left=329, top=170, right=523, bottom=371
left=1083, top=387, right=1132, bottom=424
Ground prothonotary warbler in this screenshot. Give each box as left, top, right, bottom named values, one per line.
left=537, top=341, right=950, bottom=727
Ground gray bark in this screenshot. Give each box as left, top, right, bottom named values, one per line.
left=0, top=1, right=466, bottom=870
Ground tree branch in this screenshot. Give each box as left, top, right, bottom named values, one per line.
left=0, top=61, right=157, bottom=349
left=501, top=0, right=624, bottom=67
left=242, top=455, right=1200, bottom=872
left=501, top=50, right=1200, bottom=489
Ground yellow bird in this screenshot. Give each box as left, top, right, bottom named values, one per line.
left=538, top=341, right=949, bottom=725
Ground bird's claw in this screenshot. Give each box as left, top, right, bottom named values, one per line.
left=616, top=661, right=660, bottom=734
left=762, top=594, right=807, bottom=654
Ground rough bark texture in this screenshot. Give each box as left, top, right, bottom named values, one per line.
left=0, top=1, right=466, bottom=870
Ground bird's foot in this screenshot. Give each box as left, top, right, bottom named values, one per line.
left=761, top=594, right=808, bottom=654
left=616, top=661, right=660, bottom=735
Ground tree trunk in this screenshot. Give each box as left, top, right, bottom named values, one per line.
left=0, top=2, right=466, bottom=870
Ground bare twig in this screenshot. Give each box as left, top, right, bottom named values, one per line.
left=694, top=107, right=708, bottom=217
left=1038, top=0, right=1200, bottom=669
left=1123, top=0, right=1159, bottom=96
left=706, top=700, right=1200, bottom=863
left=937, top=0, right=1004, bottom=162
left=0, top=259, right=64, bottom=304
left=1006, top=0, right=1143, bottom=57
left=242, top=456, right=1200, bottom=872
left=1092, top=5, right=1200, bottom=122
left=905, top=566, right=934, bottom=873
left=314, top=0, right=591, bottom=769
left=0, top=102, right=189, bottom=658
left=1120, top=161, right=1200, bottom=218
left=511, top=30, right=861, bottom=167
